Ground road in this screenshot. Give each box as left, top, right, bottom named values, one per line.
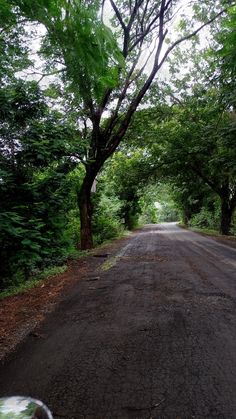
left=0, top=223, right=236, bottom=419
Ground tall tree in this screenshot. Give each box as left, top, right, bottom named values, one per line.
left=131, top=91, right=236, bottom=234
left=11, top=0, right=230, bottom=248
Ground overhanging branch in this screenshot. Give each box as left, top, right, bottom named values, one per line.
left=103, top=6, right=228, bottom=158
left=158, top=8, right=227, bottom=69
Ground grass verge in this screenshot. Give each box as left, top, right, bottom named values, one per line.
left=0, top=230, right=132, bottom=300
left=179, top=223, right=236, bottom=240
left=0, top=265, right=68, bottom=300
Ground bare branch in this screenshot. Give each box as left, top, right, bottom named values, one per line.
left=129, top=9, right=161, bottom=52
left=169, top=92, right=183, bottom=105
left=158, top=8, right=227, bottom=69
left=104, top=47, right=144, bottom=138
left=154, top=0, right=167, bottom=66
left=110, top=0, right=127, bottom=32
left=129, top=39, right=158, bottom=85
left=127, top=0, right=145, bottom=31
left=26, top=69, right=65, bottom=84
left=101, top=0, right=106, bottom=23
left=129, top=0, right=172, bottom=53
left=102, top=7, right=227, bottom=158
left=163, top=4, right=183, bottom=25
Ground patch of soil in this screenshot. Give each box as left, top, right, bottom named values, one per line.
left=0, top=235, right=131, bottom=363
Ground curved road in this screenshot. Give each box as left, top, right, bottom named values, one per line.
left=1, top=223, right=236, bottom=418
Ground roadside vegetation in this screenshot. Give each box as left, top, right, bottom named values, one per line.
left=0, top=0, right=235, bottom=294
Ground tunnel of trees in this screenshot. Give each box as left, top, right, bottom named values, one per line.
left=0, top=0, right=235, bottom=291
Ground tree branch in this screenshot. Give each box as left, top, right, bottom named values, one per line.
left=110, top=0, right=127, bottom=32
left=102, top=6, right=227, bottom=159
left=158, top=8, right=227, bottom=69
left=127, top=0, right=145, bottom=31
left=129, top=0, right=172, bottom=53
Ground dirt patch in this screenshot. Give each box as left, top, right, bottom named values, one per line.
left=0, top=234, right=131, bottom=362
left=0, top=259, right=88, bottom=362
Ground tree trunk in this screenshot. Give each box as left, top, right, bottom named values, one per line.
left=78, top=167, right=97, bottom=250
left=183, top=207, right=192, bottom=226
left=79, top=188, right=93, bottom=249
left=220, top=197, right=233, bottom=235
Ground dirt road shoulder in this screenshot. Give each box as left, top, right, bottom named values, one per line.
left=0, top=233, right=133, bottom=363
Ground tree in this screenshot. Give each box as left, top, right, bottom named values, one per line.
left=0, top=80, right=78, bottom=286
left=11, top=0, right=229, bottom=248
left=136, top=90, right=236, bottom=234
left=218, top=5, right=236, bottom=78
left=0, top=0, right=32, bottom=83
left=101, top=149, right=152, bottom=228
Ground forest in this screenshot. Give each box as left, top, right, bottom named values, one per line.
left=0, top=0, right=235, bottom=292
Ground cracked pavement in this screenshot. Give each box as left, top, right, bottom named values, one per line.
left=0, top=223, right=236, bottom=418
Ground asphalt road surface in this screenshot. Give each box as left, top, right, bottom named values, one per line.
left=1, top=223, right=236, bottom=419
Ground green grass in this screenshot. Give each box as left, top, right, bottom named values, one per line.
left=67, top=248, right=90, bottom=259
left=190, top=227, right=221, bottom=236
left=0, top=265, right=67, bottom=300
left=0, top=230, right=135, bottom=300
left=91, top=228, right=132, bottom=250
left=0, top=246, right=92, bottom=300
left=179, top=223, right=220, bottom=235
left=100, top=256, right=119, bottom=271
left=179, top=223, right=236, bottom=239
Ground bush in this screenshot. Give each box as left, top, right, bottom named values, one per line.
left=189, top=205, right=220, bottom=230
left=0, top=80, right=81, bottom=290
left=93, top=194, right=124, bottom=244
left=66, top=208, right=81, bottom=247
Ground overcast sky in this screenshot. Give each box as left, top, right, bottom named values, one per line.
left=23, top=0, right=211, bottom=89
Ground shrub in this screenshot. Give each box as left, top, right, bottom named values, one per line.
left=93, top=194, right=124, bottom=244
left=190, top=205, right=220, bottom=230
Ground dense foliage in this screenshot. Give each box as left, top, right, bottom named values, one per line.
left=0, top=80, right=77, bottom=286
left=9, top=0, right=228, bottom=249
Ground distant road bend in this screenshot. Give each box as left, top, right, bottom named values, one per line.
left=1, top=223, right=236, bottom=418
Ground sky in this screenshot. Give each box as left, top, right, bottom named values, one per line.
left=22, top=0, right=213, bottom=90
left=102, top=0, right=210, bottom=78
